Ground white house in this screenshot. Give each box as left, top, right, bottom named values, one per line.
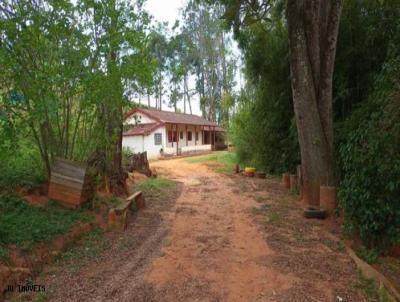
left=122, top=108, right=225, bottom=159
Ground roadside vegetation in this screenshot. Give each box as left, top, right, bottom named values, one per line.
left=354, top=273, right=393, bottom=302
left=131, top=177, right=178, bottom=202
left=224, top=0, right=400, bottom=255
left=136, top=177, right=176, bottom=192
left=186, top=152, right=237, bottom=173
left=0, top=194, right=93, bottom=261
left=60, top=228, right=110, bottom=273
left=0, top=144, right=45, bottom=192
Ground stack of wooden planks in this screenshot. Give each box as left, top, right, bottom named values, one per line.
left=48, top=158, right=89, bottom=208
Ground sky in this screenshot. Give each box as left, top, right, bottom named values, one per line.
left=145, top=0, right=185, bottom=24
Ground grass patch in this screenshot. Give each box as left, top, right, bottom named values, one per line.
left=357, top=246, right=380, bottom=264
left=94, top=195, right=125, bottom=208
left=186, top=152, right=237, bottom=173
left=0, top=194, right=93, bottom=250
left=352, top=271, right=394, bottom=302
left=61, top=227, right=110, bottom=273
left=136, top=177, right=175, bottom=192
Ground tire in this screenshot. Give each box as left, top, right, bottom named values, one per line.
left=303, top=207, right=327, bottom=219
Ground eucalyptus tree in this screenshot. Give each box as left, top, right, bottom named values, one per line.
left=178, top=30, right=195, bottom=114
left=182, top=0, right=236, bottom=122
left=148, top=25, right=169, bottom=110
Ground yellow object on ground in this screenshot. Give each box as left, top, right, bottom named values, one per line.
left=245, top=167, right=256, bottom=173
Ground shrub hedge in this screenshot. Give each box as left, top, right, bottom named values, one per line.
left=338, top=58, right=400, bottom=251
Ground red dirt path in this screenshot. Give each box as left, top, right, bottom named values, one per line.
left=14, top=155, right=370, bottom=301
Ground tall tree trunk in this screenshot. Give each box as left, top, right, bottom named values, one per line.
left=183, top=78, right=186, bottom=114
left=97, top=0, right=126, bottom=195
left=287, top=0, right=342, bottom=206
left=184, top=74, right=193, bottom=114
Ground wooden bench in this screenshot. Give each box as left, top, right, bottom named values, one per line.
left=126, top=191, right=145, bottom=210
left=108, top=191, right=145, bottom=231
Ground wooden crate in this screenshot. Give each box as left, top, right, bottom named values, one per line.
left=48, top=158, right=89, bottom=208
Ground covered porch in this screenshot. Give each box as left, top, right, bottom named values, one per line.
left=163, top=124, right=221, bottom=157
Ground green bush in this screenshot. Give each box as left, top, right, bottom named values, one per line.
left=0, top=194, right=93, bottom=248
left=122, top=146, right=133, bottom=167
left=229, top=20, right=299, bottom=174
left=0, top=141, right=45, bottom=191
left=338, top=58, right=400, bottom=251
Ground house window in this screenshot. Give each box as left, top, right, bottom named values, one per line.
left=195, top=132, right=199, bottom=141
left=168, top=130, right=177, bottom=142
left=187, top=131, right=192, bottom=141
left=180, top=131, right=183, bottom=140
left=154, top=133, right=162, bottom=145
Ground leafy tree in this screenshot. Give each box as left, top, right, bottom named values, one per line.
left=148, top=25, right=169, bottom=110
left=183, top=0, right=236, bottom=122
left=0, top=0, right=154, bottom=193
left=229, top=11, right=298, bottom=173
left=333, top=0, right=400, bottom=121
left=1, top=0, right=89, bottom=176
left=218, top=0, right=343, bottom=206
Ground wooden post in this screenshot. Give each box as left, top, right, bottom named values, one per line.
left=186, top=125, right=188, bottom=146
left=176, top=124, right=179, bottom=155
left=212, top=126, right=216, bottom=151
left=194, top=126, right=197, bottom=146
left=202, top=126, right=205, bottom=144
left=170, top=124, right=173, bottom=148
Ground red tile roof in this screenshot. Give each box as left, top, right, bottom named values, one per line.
left=123, top=108, right=225, bottom=137
left=123, top=123, right=161, bottom=137
left=126, top=108, right=221, bottom=127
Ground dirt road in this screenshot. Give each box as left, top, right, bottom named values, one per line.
left=145, top=158, right=294, bottom=301
left=26, top=155, right=369, bottom=302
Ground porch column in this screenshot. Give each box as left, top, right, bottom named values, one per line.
left=176, top=123, right=179, bottom=155
left=186, top=125, right=188, bottom=146
left=169, top=124, right=173, bottom=148
left=212, top=126, right=216, bottom=151
left=194, top=126, right=197, bottom=146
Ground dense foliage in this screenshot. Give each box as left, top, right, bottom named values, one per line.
left=229, top=10, right=298, bottom=173
left=338, top=58, right=400, bottom=250
left=335, top=1, right=400, bottom=250
left=0, top=194, right=92, bottom=248
left=224, top=0, right=400, bottom=250
left=0, top=0, right=155, bottom=191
